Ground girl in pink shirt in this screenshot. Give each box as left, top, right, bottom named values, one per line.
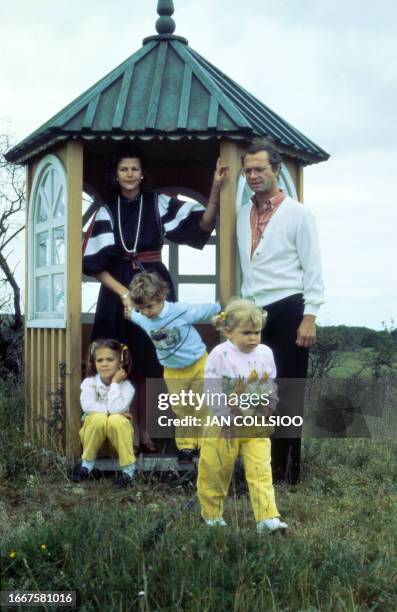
left=197, top=299, right=288, bottom=532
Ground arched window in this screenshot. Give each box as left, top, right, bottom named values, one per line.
left=28, top=155, right=67, bottom=326
left=158, top=187, right=218, bottom=303
left=81, top=187, right=103, bottom=320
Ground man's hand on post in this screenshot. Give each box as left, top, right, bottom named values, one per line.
left=199, top=158, right=229, bottom=232
left=213, top=157, right=229, bottom=190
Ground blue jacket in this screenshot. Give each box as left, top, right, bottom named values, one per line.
left=131, top=301, right=221, bottom=368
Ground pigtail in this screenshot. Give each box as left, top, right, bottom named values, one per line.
left=84, top=338, right=133, bottom=378
left=85, top=341, right=98, bottom=377
left=212, top=311, right=228, bottom=330
left=120, top=344, right=133, bottom=377
left=212, top=298, right=267, bottom=334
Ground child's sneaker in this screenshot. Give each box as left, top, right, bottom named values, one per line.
left=257, top=518, right=288, bottom=532
left=178, top=448, right=195, bottom=463
left=115, top=464, right=136, bottom=488
left=115, top=473, right=135, bottom=488
left=71, top=465, right=91, bottom=483
left=205, top=518, right=227, bottom=527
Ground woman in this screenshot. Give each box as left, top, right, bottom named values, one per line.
left=83, top=146, right=227, bottom=453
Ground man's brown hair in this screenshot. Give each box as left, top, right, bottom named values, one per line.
left=241, top=138, right=282, bottom=172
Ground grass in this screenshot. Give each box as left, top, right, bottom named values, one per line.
left=327, top=349, right=397, bottom=379
left=1, top=379, right=397, bottom=611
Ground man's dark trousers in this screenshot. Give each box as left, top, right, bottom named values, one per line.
left=261, top=293, right=309, bottom=484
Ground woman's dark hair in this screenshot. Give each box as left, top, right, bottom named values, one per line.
left=107, top=144, right=151, bottom=195
left=85, top=338, right=133, bottom=377
left=241, top=138, right=282, bottom=172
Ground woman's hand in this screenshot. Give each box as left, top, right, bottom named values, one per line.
left=112, top=367, right=127, bottom=384
left=123, top=304, right=132, bottom=320
left=121, top=294, right=133, bottom=320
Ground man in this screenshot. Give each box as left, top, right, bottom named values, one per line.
left=237, top=138, right=324, bottom=484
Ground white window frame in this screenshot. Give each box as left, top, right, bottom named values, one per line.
left=81, top=185, right=104, bottom=324
left=157, top=186, right=218, bottom=302
left=28, top=154, right=67, bottom=328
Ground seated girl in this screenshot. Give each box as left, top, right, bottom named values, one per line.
left=72, top=338, right=136, bottom=487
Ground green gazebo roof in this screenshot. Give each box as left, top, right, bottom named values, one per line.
left=6, top=3, right=329, bottom=165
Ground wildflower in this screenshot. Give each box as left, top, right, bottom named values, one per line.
left=234, top=377, right=246, bottom=395
left=138, top=591, right=145, bottom=597
left=35, top=511, right=45, bottom=525
left=40, top=544, right=47, bottom=551
left=9, top=550, right=16, bottom=559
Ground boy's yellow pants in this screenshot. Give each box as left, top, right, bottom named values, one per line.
left=197, top=435, right=279, bottom=522
left=79, top=413, right=135, bottom=468
left=163, top=353, right=208, bottom=451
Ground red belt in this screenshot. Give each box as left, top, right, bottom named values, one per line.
left=122, top=250, right=162, bottom=270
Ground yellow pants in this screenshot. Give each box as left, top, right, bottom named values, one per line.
left=79, top=413, right=135, bottom=468
left=197, top=435, right=279, bottom=522
left=164, top=353, right=208, bottom=451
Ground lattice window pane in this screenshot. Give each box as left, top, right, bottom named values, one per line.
left=162, top=244, right=169, bottom=269
left=37, top=231, right=50, bottom=267
left=52, top=274, right=65, bottom=312
left=53, top=174, right=66, bottom=217
left=179, top=244, right=216, bottom=275
left=53, top=227, right=65, bottom=264
left=37, top=191, right=49, bottom=222
left=82, top=281, right=100, bottom=314
left=43, top=170, right=52, bottom=202
left=178, top=283, right=216, bottom=303
left=36, top=276, right=49, bottom=312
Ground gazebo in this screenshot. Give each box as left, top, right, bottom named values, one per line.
left=6, top=0, right=329, bottom=459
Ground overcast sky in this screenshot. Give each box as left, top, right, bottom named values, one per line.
left=1, top=0, right=396, bottom=330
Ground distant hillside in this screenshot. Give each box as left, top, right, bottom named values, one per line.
left=316, top=324, right=397, bottom=352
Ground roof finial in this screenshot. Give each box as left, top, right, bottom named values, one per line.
left=156, top=0, right=176, bottom=35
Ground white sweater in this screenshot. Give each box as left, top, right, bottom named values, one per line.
left=205, top=341, right=277, bottom=418
left=80, top=375, right=135, bottom=415
left=237, top=196, right=324, bottom=316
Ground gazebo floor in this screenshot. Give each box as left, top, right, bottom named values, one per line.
left=94, top=453, right=198, bottom=472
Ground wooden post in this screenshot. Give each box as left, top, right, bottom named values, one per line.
left=64, top=140, right=83, bottom=458
left=219, top=140, right=241, bottom=304
left=298, top=163, right=304, bottom=203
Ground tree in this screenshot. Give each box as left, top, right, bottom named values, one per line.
left=307, top=326, right=342, bottom=378
left=362, top=321, right=397, bottom=378
left=0, top=132, right=25, bottom=378
left=0, top=132, right=25, bottom=330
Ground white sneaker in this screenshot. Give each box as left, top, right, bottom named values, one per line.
left=205, top=518, right=227, bottom=527
left=257, top=518, right=288, bottom=532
